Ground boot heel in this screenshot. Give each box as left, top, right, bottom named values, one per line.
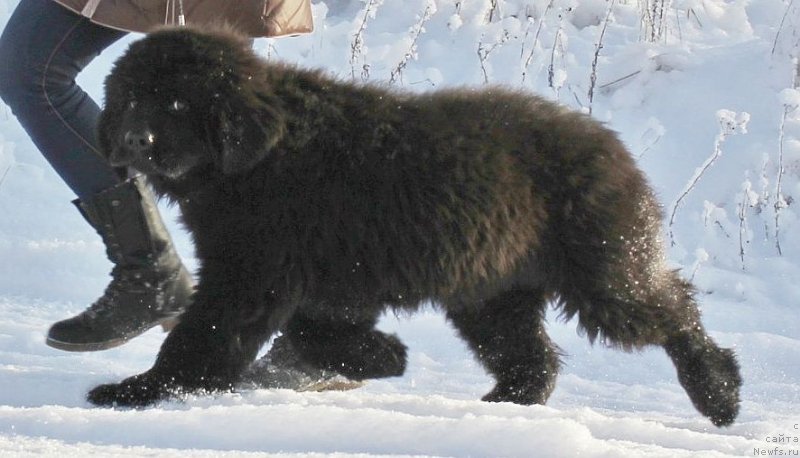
left=160, top=316, right=181, bottom=332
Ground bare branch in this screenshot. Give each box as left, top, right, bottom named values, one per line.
left=588, top=0, right=617, bottom=115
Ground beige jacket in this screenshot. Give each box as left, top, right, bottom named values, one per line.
left=52, top=0, right=313, bottom=37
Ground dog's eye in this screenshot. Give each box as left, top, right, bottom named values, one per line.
left=169, top=100, right=188, bottom=112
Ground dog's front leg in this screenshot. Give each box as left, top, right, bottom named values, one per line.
left=88, top=259, right=292, bottom=407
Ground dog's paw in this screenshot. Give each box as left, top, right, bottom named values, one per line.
left=87, top=372, right=171, bottom=407
left=482, top=375, right=556, bottom=406
left=323, top=331, right=408, bottom=381
left=666, top=335, right=742, bottom=427
left=680, top=346, right=742, bottom=427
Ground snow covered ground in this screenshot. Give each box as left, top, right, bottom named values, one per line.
left=1, top=0, right=799, bottom=455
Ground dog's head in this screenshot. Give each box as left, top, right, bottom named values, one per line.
left=99, top=26, right=286, bottom=179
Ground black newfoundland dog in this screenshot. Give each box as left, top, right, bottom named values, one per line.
left=89, top=26, right=741, bottom=426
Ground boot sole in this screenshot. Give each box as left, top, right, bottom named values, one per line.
left=238, top=375, right=365, bottom=393
left=45, top=315, right=181, bottom=352
left=297, top=378, right=365, bottom=392
left=159, top=316, right=181, bottom=332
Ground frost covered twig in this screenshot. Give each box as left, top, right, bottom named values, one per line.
left=0, top=164, right=11, bottom=192
left=702, top=201, right=731, bottom=239
left=485, top=0, right=501, bottom=23
left=759, top=154, right=772, bottom=241
left=668, top=110, right=750, bottom=246
left=775, top=86, right=800, bottom=255
left=390, top=1, right=437, bottom=85
left=641, top=0, right=672, bottom=43
left=588, top=0, right=616, bottom=115
left=350, top=0, right=384, bottom=81
left=547, top=13, right=567, bottom=95
left=771, top=0, right=796, bottom=56
left=689, top=248, right=708, bottom=282
left=478, top=30, right=511, bottom=84
left=520, top=0, right=554, bottom=85
left=737, top=178, right=758, bottom=270
left=598, top=70, right=642, bottom=90
left=519, top=5, right=535, bottom=60
left=775, top=112, right=789, bottom=256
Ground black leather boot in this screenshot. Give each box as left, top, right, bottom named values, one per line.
left=46, top=176, right=194, bottom=352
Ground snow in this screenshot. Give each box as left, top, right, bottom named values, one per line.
left=1, top=0, right=799, bottom=456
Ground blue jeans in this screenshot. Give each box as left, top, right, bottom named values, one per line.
left=0, top=0, right=127, bottom=199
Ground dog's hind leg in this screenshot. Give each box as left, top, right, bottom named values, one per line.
left=285, top=307, right=408, bottom=381
left=555, top=197, right=741, bottom=426
left=565, top=267, right=741, bottom=426
left=658, top=274, right=742, bottom=427
left=540, top=162, right=742, bottom=425
left=446, top=289, right=561, bottom=405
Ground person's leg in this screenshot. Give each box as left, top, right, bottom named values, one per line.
left=0, top=0, right=193, bottom=351
left=0, top=0, right=125, bottom=198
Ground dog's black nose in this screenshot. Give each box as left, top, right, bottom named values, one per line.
left=124, top=130, right=155, bottom=154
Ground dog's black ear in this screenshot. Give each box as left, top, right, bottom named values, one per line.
left=215, top=92, right=286, bottom=175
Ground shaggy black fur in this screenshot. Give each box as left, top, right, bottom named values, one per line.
left=87, top=26, right=741, bottom=426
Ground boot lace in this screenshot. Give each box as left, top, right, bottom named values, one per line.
left=83, top=265, right=157, bottom=320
